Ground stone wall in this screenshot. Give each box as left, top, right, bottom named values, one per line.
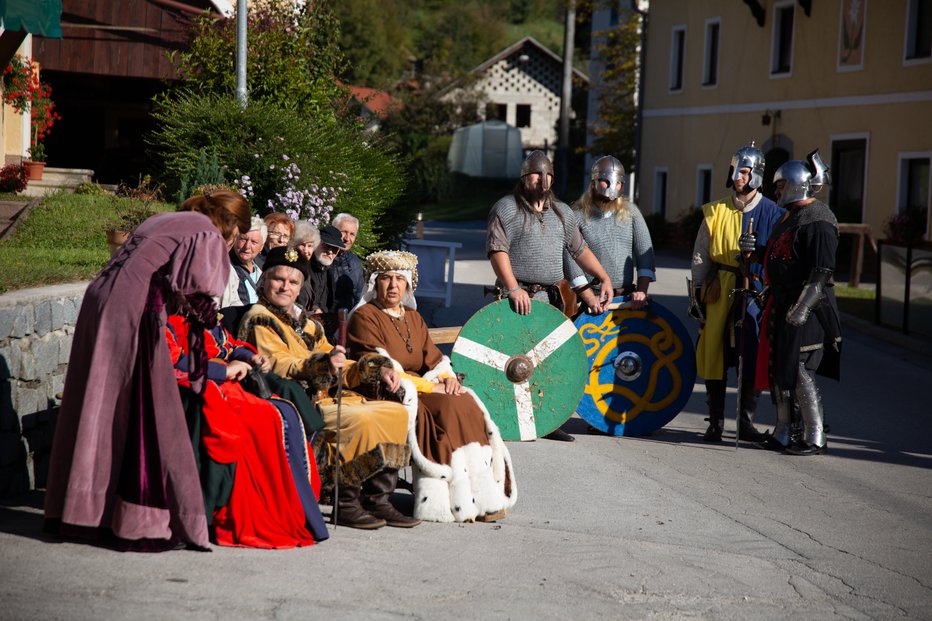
left=0, top=282, right=87, bottom=495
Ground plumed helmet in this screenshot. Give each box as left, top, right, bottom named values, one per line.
left=726, top=141, right=766, bottom=190
left=520, top=150, right=554, bottom=179
left=590, top=156, right=625, bottom=201
left=772, top=149, right=831, bottom=207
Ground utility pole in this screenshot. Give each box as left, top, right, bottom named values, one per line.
left=235, top=0, right=247, bottom=107
left=558, top=0, right=576, bottom=198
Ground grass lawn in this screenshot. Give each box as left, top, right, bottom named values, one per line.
left=834, top=284, right=876, bottom=323
left=418, top=178, right=513, bottom=222
left=0, top=192, right=173, bottom=294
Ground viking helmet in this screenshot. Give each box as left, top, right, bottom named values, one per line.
left=772, top=149, right=832, bottom=207
left=726, top=141, right=766, bottom=190
left=590, top=156, right=625, bottom=201
left=520, top=150, right=554, bottom=179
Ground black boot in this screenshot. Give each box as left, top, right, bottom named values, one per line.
left=737, top=383, right=767, bottom=442
left=702, top=379, right=725, bottom=442
left=543, top=427, right=575, bottom=442
left=362, top=469, right=421, bottom=528
left=336, top=485, right=386, bottom=530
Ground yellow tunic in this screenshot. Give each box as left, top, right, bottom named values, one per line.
left=696, top=197, right=743, bottom=380
left=239, top=303, right=410, bottom=487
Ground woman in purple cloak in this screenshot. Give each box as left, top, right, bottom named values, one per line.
left=43, top=190, right=251, bottom=551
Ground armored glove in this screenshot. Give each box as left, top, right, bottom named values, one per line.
left=738, top=230, right=757, bottom=254
left=686, top=278, right=705, bottom=323
left=786, top=268, right=832, bottom=327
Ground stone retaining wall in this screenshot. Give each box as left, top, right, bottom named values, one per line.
left=0, top=282, right=88, bottom=495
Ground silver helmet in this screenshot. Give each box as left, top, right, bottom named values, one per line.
left=726, top=141, right=766, bottom=190
left=590, top=156, right=625, bottom=201
left=772, top=149, right=831, bottom=207
left=520, top=150, right=554, bottom=179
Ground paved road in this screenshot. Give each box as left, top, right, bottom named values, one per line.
left=1, top=220, right=931, bottom=620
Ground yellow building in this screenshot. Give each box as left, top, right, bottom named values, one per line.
left=638, top=0, right=932, bottom=241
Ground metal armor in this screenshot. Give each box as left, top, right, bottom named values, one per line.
left=590, top=155, right=625, bottom=201
left=786, top=267, right=833, bottom=327
left=726, top=141, right=766, bottom=190
left=772, top=149, right=832, bottom=207
left=520, top=150, right=554, bottom=179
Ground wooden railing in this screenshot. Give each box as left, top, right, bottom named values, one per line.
left=837, top=223, right=877, bottom=287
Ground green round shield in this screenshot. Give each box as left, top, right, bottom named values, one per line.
left=451, top=299, right=587, bottom=441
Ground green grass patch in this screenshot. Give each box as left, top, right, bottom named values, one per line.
left=419, top=176, right=513, bottom=222
left=0, top=192, right=173, bottom=294
left=834, top=284, right=876, bottom=323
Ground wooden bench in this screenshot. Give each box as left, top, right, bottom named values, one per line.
left=427, top=326, right=461, bottom=345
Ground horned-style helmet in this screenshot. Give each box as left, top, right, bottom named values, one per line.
left=772, top=149, right=831, bottom=207
left=590, top=156, right=625, bottom=201
left=726, top=141, right=766, bottom=190
left=520, top=150, right=554, bottom=179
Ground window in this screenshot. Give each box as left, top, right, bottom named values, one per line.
left=516, top=104, right=531, bottom=128
left=905, top=0, right=932, bottom=61
left=669, top=26, right=686, bottom=91
left=702, top=19, right=720, bottom=86
left=899, top=156, right=931, bottom=215
left=654, top=168, right=669, bottom=217
left=486, top=103, right=507, bottom=122
left=696, top=166, right=713, bottom=205
left=771, top=2, right=795, bottom=75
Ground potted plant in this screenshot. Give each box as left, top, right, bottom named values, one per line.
left=105, top=199, right=158, bottom=256
left=24, top=142, right=46, bottom=180
left=2, top=55, right=60, bottom=181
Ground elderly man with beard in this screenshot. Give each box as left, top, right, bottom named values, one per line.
left=306, top=225, right=346, bottom=314
left=690, top=142, right=784, bottom=443
left=486, top=150, right=613, bottom=441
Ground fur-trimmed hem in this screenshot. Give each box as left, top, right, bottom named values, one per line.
left=301, top=353, right=334, bottom=392
left=423, top=355, right=454, bottom=383
left=312, top=437, right=410, bottom=490
left=370, top=352, right=518, bottom=523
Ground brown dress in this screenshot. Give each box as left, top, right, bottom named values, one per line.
left=348, top=303, right=517, bottom=523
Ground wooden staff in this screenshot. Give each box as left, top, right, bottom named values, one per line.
left=734, top=217, right=754, bottom=451
left=331, top=308, right=348, bottom=526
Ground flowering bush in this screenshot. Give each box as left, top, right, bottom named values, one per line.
left=2, top=55, right=61, bottom=162
left=265, top=157, right=345, bottom=226
left=0, top=164, right=28, bottom=193
left=885, top=206, right=929, bottom=246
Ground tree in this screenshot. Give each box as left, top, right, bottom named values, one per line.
left=330, top=0, right=412, bottom=89
left=171, top=0, right=347, bottom=122
left=587, top=7, right=640, bottom=168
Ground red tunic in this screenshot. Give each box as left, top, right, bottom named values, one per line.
left=167, top=317, right=321, bottom=548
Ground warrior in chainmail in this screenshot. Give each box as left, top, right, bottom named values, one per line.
left=565, top=156, right=655, bottom=312
left=753, top=149, right=841, bottom=456
left=486, top=150, right=613, bottom=441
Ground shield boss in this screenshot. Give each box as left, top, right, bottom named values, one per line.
left=452, top=299, right=587, bottom=441
left=574, top=296, right=696, bottom=436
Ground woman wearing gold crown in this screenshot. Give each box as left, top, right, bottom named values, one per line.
left=347, top=251, right=517, bottom=523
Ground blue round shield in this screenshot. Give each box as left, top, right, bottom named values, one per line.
left=573, top=296, right=696, bottom=436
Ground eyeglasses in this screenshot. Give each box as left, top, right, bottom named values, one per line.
left=268, top=233, right=291, bottom=242
left=320, top=244, right=342, bottom=255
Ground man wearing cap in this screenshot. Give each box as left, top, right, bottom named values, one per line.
left=486, top=150, right=613, bottom=441
left=306, top=224, right=346, bottom=314
left=239, top=246, right=418, bottom=529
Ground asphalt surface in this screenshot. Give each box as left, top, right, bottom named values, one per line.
left=1, top=220, right=930, bottom=620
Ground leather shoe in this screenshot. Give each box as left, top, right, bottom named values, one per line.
left=737, top=421, right=767, bottom=443
left=362, top=469, right=421, bottom=528
left=785, top=440, right=827, bottom=456
left=702, top=418, right=723, bottom=442
left=756, top=433, right=789, bottom=452
left=543, top=428, right=575, bottom=442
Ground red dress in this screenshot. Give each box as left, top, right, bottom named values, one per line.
left=167, top=317, right=327, bottom=548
